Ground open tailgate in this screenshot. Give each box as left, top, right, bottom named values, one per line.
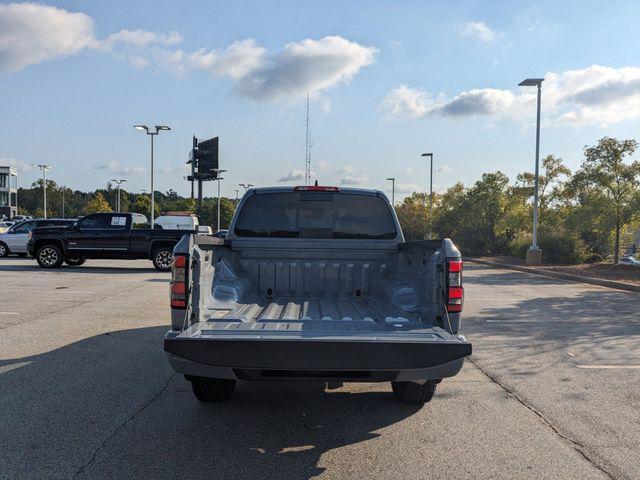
left=165, top=322, right=471, bottom=371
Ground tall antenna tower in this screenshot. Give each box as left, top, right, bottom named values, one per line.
left=305, top=93, right=311, bottom=185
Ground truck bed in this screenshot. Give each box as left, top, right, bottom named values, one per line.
left=206, top=296, right=421, bottom=324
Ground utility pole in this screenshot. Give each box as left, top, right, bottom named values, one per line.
left=234, top=189, right=239, bottom=208
left=32, top=164, right=51, bottom=219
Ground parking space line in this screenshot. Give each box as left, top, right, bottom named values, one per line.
left=0, top=312, right=18, bottom=315
left=576, top=365, right=640, bottom=369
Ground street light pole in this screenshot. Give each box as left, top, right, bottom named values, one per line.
left=214, top=169, right=227, bottom=231
left=421, top=153, right=434, bottom=238
left=111, top=179, right=127, bottom=212
left=234, top=189, right=239, bottom=208
left=386, top=177, right=395, bottom=207
left=61, top=186, right=65, bottom=219
left=32, top=164, right=51, bottom=219
left=518, top=78, right=545, bottom=264
left=134, top=125, right=171, bottom=225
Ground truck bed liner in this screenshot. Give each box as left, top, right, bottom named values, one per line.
left=206, top=296, right=421, bottom=323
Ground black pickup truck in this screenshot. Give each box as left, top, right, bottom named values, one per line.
left=27, top=212, right=193, bottom=271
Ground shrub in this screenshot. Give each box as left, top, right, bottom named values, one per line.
left=539, top=231, right=587, bottom=264
left=508, top=235, right=532, bottom=259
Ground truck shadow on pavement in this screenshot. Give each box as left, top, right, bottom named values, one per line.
left=0, top=326, right=421, bottom=480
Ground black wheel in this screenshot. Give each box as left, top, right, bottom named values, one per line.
left=391, top=381, right=437, bottom=405
left=36, top=244, right=64, bottom=268
left=65, top=257, right=86, bottom=266
left=152, top=247, right=173, bottom=272
left=190, top=377, right=236, bottom=402
left=0, top=242, right=8, bottom=257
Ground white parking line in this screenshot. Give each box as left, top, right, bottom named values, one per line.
left=576, top=365, right=640, bottom=370
left=0, top=312, right=18, bottom=315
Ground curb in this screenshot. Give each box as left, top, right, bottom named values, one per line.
left=464, top=258, right=640, bottom=294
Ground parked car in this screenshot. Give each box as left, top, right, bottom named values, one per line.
left=619, top=256, right=640, bottom=266
left=154, top=215, right=200, bottom=231
left=11, top=215, right=33, bottom=223
left=212, top=229, right=227, bottom=238
left=27, top=212, right=195, bottom=271
left=165, top=186, right=471, bottom=405
left=0, top=219, right=75, bottom=257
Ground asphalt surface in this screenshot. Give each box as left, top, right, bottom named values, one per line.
left=0, top=257, right=638, bottom=479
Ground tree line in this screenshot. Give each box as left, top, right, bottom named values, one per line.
left=395, top=136, right=640, bottom=264
left=16, top=182, right=237, bottom=229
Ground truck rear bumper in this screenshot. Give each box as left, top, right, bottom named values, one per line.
left=164, top=326, right=471, bottom=382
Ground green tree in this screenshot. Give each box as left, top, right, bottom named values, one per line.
left=84, top=192, right=113, bottom=214
left=395, top=192, right=430, bottom=240
left=131, top=194, right=160, bottom=220
left=569, top=137, right=640, bottom=263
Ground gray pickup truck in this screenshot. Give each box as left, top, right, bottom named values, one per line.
left=165, top=186, right=471, bottom=405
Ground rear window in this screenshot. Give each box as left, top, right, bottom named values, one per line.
left=234, top=192, right=397, bottom=239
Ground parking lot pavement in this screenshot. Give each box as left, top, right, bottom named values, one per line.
left=0, top=258, right=634, bottom=479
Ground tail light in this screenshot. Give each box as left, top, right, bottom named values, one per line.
left=170, top=254, right=188, bottom=309
left=446, top=258, right=463, bottom=313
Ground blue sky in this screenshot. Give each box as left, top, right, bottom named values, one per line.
left=1, top=0, right=640, bottom=199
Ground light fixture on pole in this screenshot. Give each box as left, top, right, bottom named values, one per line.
left=134, top=124, right=171, bottom=225
left=386, top=177, right=395, bottom=207
left=111, top=179, right=127, bottom=212
left=32, top=164, right=51, bottom=219
left=214, top=169, right=227, bottom=231
left=239, top=183, right=253, bottom=192
left=421, top=153, right=434, bottom=238
left=518, top=77, right=545, bottom=265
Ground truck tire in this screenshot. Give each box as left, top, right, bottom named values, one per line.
left=65, top=257, right=86, bottom=266
left=36, top=244, right=64, bottom=268
left=190, top=378, right=235, bottom=402
left=391, top=381, right=437, bottom=405
left=0, top=242, right=8, bottom=257
left=152, top=247, right=173, bottom=272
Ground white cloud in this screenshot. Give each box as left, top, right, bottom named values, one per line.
left=160, top=36, right=375, bottom=102
left=395, top=183, right=423, bottom=194
left=379, top=85, right=434, bottom=118
left=338, top=165, right=369, bottom=185
left=96, top=162, right=145, bottom=175
left=436, top=164, right=453, bottom=174
left=233, top=36, right=377, bottom=102
left=1, top=156, right=32, bottom=172
left=129, top=55, right=150, bottom=69
left=0, top=2, right=96, bottom=74
left=381, top=65, right=640, bottom=126
left=0, top=3, right=185, bottom=75
left=102, top=29, right=182, bottom=49
left=278, top=169, right=307, bottom=182
left=460, top=21, right=499, bottom=43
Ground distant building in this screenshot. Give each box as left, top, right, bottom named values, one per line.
left=0, top=166, right=18, bottom=219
